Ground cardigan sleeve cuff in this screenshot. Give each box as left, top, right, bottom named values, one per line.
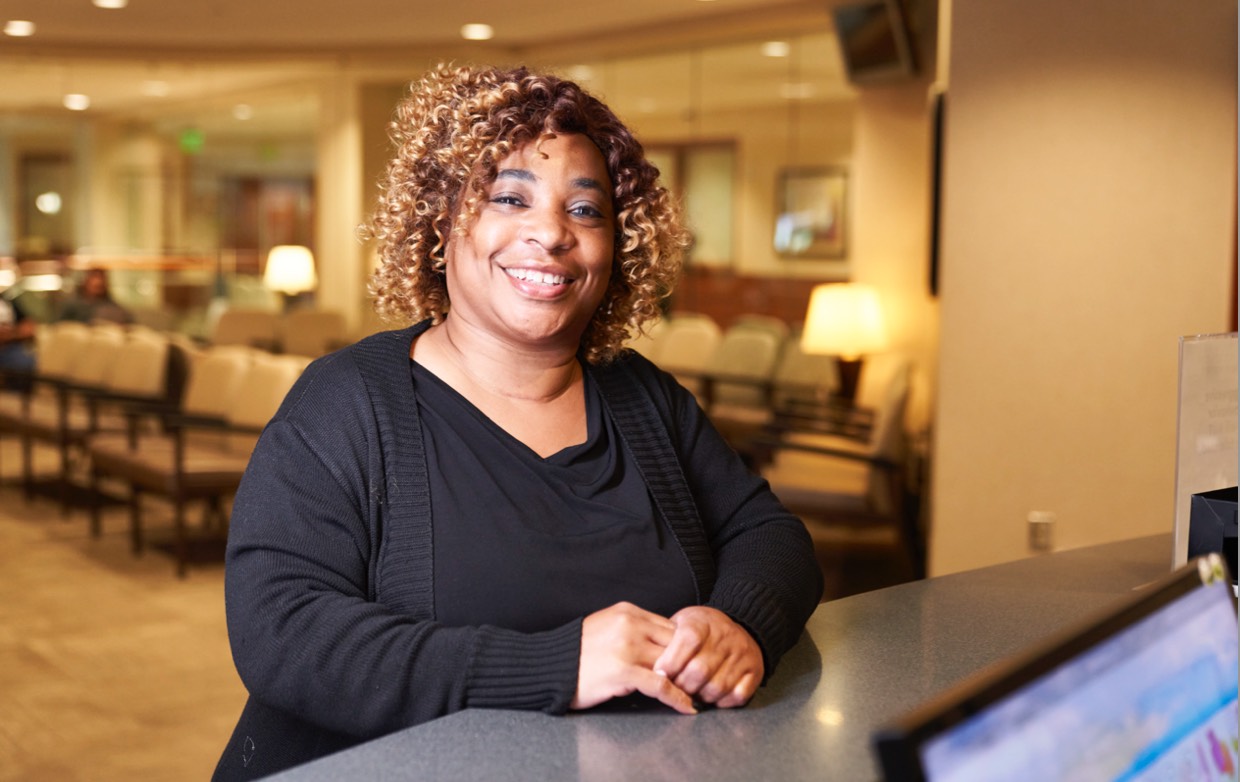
left=706, top=580, right=794, bottom=676
left=463, top=618, right=583, bottom=715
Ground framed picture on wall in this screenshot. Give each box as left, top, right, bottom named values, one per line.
left=774, top=167, right=848, bottom=259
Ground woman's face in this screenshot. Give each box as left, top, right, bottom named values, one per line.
left=442, top=132, right=615, bottom=352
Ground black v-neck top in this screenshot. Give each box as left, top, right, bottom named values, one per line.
left=411, top=360, right=697, bottom=633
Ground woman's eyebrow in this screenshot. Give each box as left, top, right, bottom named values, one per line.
left=572, top=177, right=608, bottom=193
left=495, top=168, right=607, bottom=194
left=496, top=167, right=535, bottom=182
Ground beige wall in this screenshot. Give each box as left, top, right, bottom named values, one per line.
left=930, top=0, right=1236, bottom=574
left=850, top=83, right=940, bottom=434
left=626, top=101, right=855, bottom=282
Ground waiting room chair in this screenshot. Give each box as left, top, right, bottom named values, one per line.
left=650, top=313, right=722, bottom=402
left=697, top=320, right=788, bottom=447
left=279, top=309, right=348, bottom=357
left=210, top=308, right=282, bottom=351
left=624, top=318, right=669, bottom=363
left=2, top=324, right=175, bottom=513
left=88, top=350, right=308, bottom=576
left=754, top=354, right=925, bottom=579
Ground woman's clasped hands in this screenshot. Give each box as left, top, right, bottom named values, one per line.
left=571, top=602, right=765, bottom=715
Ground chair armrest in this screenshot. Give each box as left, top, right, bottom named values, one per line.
left=752, top=435, right=900, bottom=471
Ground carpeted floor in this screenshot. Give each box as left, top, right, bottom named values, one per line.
left=0, top=438, right=245, bottom=781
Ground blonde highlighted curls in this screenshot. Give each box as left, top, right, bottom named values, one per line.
left=363, top=63, right=690, bottom=365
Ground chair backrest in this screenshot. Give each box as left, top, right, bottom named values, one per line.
left=71, top=324, right=127, bottom=388
left=107, top=329, right=169, bottom=399
left=226, top=353, right=309, bottom=454
left=655, top=314, right=723, bottom=399
left=625, top=318, right=669, bottom=363
left=731, top=314, right=791, bottom=342
left=182, top=345, right=255, bottom=418
left=771, top=330, right=837, bottom=407
left=861, top=354, right=912, bottom=461
left=706, top=323, right=786, bottom=407
left=37, top=321, right=93, bottom=381
left=280, top=309, right=347, bottom=357
left=211, top=308, right=281, bottom=349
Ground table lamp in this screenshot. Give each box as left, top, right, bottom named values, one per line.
left=263, top=245, right=317, bottom=309
left=800, top=282, right=886, bottom=404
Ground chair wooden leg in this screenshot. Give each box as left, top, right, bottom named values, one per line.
left=129, top=488, right=144, bottom=555
left=59, top=438, right=72, bottom=517
left=174, top=498, right=188, bottom=579
left=20, top=433, right=33, bottom=501
left=89, top=466, right=102, bottom=538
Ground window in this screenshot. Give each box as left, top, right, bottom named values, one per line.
left=647, top=143, right=735, bottom=268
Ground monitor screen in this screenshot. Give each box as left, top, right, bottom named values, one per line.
left=832, top=0, right=917, bottom=84
left=875, top=555, right=1239, bottom=782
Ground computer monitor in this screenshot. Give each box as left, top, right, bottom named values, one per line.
left=873, top=554, right=1239, bottom=781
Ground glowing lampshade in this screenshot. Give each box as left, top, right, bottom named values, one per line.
left=800, top=282, right=887, bottom=402
left=263, top=245, right=318, bottom=295
left=801, top=282, right=886, bottom=360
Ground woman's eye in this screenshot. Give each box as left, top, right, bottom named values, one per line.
left=570, top=204, right=605, bottom=219
left=490, top=194, right=525, bottom=207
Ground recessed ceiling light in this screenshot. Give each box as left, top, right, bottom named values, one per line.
left=63, top=93, right=91, bottom=111
left=93, top=0, right=129, bottom=8
left=4, top=20, right=35, bottom=37
left=460, top=23, right=493, bottom=41
left=233, top=104, right=254, bottom=121
left=761, top=41, right=790, bottom=58
left=141, top=80, right=170, bottom=97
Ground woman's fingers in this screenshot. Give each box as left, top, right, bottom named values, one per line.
left=572, top=602, right=694, bottom=713
left=637, top=669, right=697, bottom=715
left=653, top=606, right=764, bottom=707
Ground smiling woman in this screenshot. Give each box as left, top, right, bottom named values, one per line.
left=212, top=64, right=823, bottom=781
left=366, top=63, right=689, bottom=365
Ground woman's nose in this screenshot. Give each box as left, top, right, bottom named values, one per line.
left=519, top=205, right=573, bottom=252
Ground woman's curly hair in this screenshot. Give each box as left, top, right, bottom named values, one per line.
left=364, top=63, right=690, bottom=364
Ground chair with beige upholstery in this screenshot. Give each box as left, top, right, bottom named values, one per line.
left=88, top=350, right=308, bottom=576
left=769, top=329, right=838, bottom=410
left=623, top=317, right=669, bottom=363
left=703, top=319, right=788, bottom=411
left=5, top=324, right=174, bottom=511
left=755, top=353, right=924, bottom=579
left=210, top=308, right=282, bottom=351
left=279, top=309, right=348, bottom=357
left=649, top=313, right=722, bottom=403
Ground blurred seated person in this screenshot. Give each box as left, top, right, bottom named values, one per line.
left=213, top=64, right=822, bottom=780
left=0, top=287, right=36, bottom=390
left=57, top=268, right=132, bottom=325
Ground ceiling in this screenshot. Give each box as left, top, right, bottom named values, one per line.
left=0, top=0, right=854, bottom=144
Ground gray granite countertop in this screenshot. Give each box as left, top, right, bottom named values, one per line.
left=269, top=534, right=1173, bottom=782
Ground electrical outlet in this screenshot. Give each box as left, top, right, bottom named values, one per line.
left=1027, top=511, right=1056, bottom=553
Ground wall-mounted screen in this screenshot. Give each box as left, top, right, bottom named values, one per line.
left=832, top=0, right=918, bottom=84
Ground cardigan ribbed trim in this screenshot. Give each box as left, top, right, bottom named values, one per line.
left=589, top=359, right=716, bottom=604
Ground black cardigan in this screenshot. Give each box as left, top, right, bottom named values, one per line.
left=214, top=322, right=822, bottom=780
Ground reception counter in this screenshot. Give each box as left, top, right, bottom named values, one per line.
left=269, top=534, right=1173, bottom=782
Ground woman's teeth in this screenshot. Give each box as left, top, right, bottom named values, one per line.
left=505, top=268, right=567, bottom=285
